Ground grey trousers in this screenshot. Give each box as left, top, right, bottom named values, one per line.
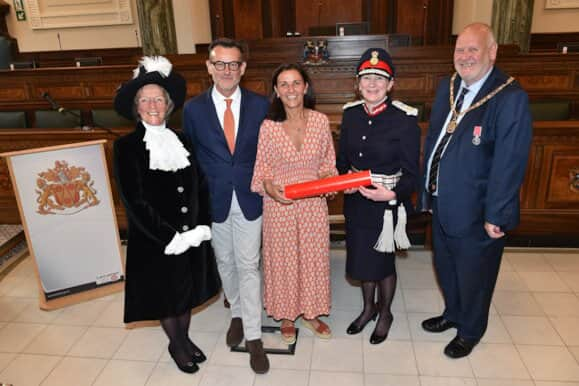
left=211, top=191, right=263, bottom=340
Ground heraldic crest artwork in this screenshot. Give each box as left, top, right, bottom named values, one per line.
left=36, top=160, right=100, bottom=215
left=1, top=140, right=124, bottom=309
left=303, top=40, right=329, bottom=65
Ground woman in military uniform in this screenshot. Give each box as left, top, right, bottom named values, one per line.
left=113, top=56, right=221, bottom=373
left=337, top=48, right=421, bottom=344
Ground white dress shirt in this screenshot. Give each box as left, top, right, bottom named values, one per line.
left=211, top=86, right=242, bottom=136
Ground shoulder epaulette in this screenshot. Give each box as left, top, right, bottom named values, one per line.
left=342, top=100, right=364, bottom=110
left=392, top=100, right=418, bottom=116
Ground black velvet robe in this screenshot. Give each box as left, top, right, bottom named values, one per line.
left=113, top=122, right=221, bottom=323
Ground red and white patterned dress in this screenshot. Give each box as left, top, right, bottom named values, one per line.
left=251, top=109, right=337, bottom=320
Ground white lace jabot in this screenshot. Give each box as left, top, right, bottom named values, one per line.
left=142, top=122, right=191, bottom=171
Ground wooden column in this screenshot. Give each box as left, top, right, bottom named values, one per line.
left=136, top=0, right=178, bottom=55
left=492, top=0, right=534, bottom=53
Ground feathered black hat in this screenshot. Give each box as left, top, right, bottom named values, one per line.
left=114, top=56, right=186, bottom=121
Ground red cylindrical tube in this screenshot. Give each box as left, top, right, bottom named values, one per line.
left=284, top=170, right=372, bottom=199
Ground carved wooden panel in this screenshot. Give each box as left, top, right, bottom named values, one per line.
left=0, top=87, right=27, bottom=102
left=517, top=75, right=571, bottom=91
left=90, top=83, right=121, bottom=98
left=542, top=147, right=579, bottom=208
left=35, top=86, right=85, bottom=100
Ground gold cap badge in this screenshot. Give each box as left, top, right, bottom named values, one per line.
left=370, top=51, right=379, bottom=65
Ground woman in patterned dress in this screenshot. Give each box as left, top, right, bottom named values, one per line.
left=251, top=63, right=337, bottom=344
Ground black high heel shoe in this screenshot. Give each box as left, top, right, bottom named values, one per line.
left=168, top=344, right=200, bottom=373
left=346, top=311, right=378, bottom=335
left=187, top=338, right=207, bottom=363
left=369, top=314, right=393, bottom=345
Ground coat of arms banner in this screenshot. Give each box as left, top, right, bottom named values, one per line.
left=1, top=140, right=124, bottom=310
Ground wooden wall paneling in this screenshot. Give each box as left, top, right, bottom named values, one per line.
left=265, top=0, right=296, bottom=37
left=233, top=0, right=264, bottom=40
left=364, top=0, right=392, bottom=34
left=295, top=0, right=363, bottom=36
left=209, top=0, right=235, bottom=39
left=394, top=0, right=426, bottom=44
left=423, top=0, right=453, bottom=45
left=13, top=47, right=142, bottom=68
left=262, top=0, right=296, bottom=38
left=261, top=0, right=273, bottom=38
left=208, top=0, right=225, bottom=38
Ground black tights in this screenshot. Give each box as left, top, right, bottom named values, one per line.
left=160, top=311, right=198, bottom=364
left=374, top=272, right=396, bottom=337
left=352, top=273, right=397, bottom=336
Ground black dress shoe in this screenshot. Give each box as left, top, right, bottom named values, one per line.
left=187, top=338, right=207, bottom=363
left=369, top=314, right=393, bottom=345
left=444, top=336, right=478, bottom=359
left=168, top=344, right=200, bottom=373
left=346, top=311, right=377, bottom=335
left=421, top=315, right=456, bottom=333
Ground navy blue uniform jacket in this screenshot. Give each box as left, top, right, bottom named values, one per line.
left=420, top=68, right=532, bottom=236
left=337, top=102, right=421, bottom=228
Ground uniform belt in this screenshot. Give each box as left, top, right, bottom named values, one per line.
left=350, top=166, right=402, bottom=190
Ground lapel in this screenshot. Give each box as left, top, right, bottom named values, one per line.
left=425, top=78, right=453, bottom=157
left=205, top=87, right=233, bottom=159
left=446, top=68, right=499, bottom=151
left=236, top=88, right=249, bottom=153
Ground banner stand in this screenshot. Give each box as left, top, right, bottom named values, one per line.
left=1, top=140, right=124, bottom=310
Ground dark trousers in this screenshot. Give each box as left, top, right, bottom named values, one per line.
left=431, top=198, right=505, bottom=341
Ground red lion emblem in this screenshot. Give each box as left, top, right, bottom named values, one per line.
left=35, top=160, right=100, bottom=215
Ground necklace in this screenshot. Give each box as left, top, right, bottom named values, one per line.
left=446, top=72, right=514, bottom=133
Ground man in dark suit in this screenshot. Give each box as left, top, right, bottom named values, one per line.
left=420, top=23, right=532, bottom=358
left=183, top=38, right=270, bottom=373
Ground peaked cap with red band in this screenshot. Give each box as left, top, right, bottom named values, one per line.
left=356, top=48, right=395, bottom=80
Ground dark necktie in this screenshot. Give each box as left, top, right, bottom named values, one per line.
left=427, top=87, right=470, bottom=193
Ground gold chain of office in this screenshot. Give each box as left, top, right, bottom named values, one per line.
left=446, top=72, right=515, bottom=133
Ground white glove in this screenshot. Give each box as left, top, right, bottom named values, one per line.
left=164, top=232, right=190, bottom=255
left=182, top=225, right=212, bottom=247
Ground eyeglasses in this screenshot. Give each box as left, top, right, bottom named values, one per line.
left=137, top=96, right=166, bottom=105
left=211, top=61, right=242, bottom=71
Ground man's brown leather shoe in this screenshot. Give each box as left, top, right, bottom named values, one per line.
left=245, top=339, right=269, bottom=374
left=226, top=317, right=244, bottom=347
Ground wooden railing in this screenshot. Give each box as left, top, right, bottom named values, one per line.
left=1, top=121, right=578, bottom=245
left=1, top=40, right=578, bottom=128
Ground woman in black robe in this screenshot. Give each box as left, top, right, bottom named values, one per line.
left=113, top=56, right=221, bottom=374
